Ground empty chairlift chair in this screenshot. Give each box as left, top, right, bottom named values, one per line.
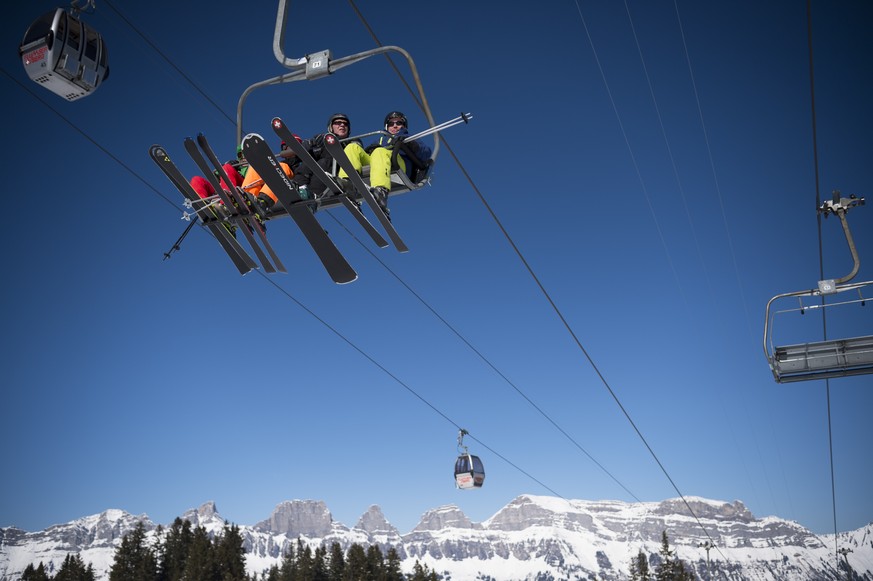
left=764, top=283, right=873, bottom=383
left=763, top=193, right=873, bottom=383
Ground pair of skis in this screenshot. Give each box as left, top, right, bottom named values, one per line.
left=184, top=134, right=285, bottom=274
left=239, top=119, right=409, bottom=282
left=240, top=134, right=358, bottom=284
left=270, top=117, right=408, bottom=253
left=150, top=143, right=260, bottom=276
left=151, top=121, right=411, bottom=284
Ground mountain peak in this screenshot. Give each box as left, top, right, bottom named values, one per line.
left=254, top=500, right=335, bottom=537
left=412, top=504, right=476, bottom=531
left=178, top=501, right=224, bottom=529
left=354, top=505, right=398, bottom=536
left=654, top=497, right=754, bottom=522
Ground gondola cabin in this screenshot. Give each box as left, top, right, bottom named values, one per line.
left=19, top=8, right=109, bottom=101
left=454, top=452, right=485, bottom=490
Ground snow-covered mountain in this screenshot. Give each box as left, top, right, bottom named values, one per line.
left=2, top=495, right=871, bottom=580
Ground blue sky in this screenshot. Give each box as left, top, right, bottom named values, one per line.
left=2, top=0, right=871, bottom=541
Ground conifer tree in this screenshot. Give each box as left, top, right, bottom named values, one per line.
left=653, top=531, right=694, bottom=581
left=407, top=561, right=439, bottom=581
left=365, top=545, right=383, bottom=581
left=343, top=544, right=368, bottom=581
left=296, top=541, right=315, bottom=581
left=311, top=545, right=329, bottom=581
left=326, top=542, right=345, bottom=581
left=629, top=549, right=651, bottom=581
left=159, top=518, right=193, bottom=581
left=55, top=553, right=95, bottom=581
left=264, top=565, right=281, bottom=581
left=383, top=548, right=404, bottom=581
left=278, top=542, right=297, bottom=581
left=214, top=523, right=247, bottom=581
left=183, top=525, right=216, bottom=581
left=110, top=521, right=159, bottom=581
left=21, top=562, right=51, bottom=581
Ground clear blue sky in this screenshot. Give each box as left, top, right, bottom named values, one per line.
left=2, top=1, right=871, bottom=539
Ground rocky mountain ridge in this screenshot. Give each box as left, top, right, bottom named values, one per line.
left=2, top=495, right=871, bottom=580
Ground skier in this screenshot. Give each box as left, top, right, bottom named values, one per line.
left=189, top=162, right=245, bottom=201
left=292, top=113, right=360, bottom=201
left=340, top=111, right=432, bottom=215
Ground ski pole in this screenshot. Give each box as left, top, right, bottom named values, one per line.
left=406, top=112, right=473, bottom=142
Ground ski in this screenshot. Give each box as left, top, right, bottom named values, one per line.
left=149, top=145, right=256, bottom=275
left=242, top=133, right=357, bottom=284
left=321, top=132, right=409, bottom=252
left=184, top=138, right=279, bottom=274
left=195, top=134, right=287, bottom=273
left=271, top=117, right=388, bottom=249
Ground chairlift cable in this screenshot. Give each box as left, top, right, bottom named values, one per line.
left=326, top=215, right=642, bottom=502
left=804, top=0, right=840, bottom=555
left=35, top=0, right=572, bottom=498
left=352, top=0, right=722, bottom=552
left=347, top=0, right=646, bottom=504
left=10, top=56, right=565, bottom=499
left=101, top=0, right=236, bottom=127
left=15, top=3, right=814, bottom=556
left=672, top=0, right=798, bottom=550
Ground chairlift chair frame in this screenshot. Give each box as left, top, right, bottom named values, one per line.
left=154, top=0, right=470, bottom=280
left=235, top=0, right=441, bottom=202
left=763, top=192, right=873, bottom=383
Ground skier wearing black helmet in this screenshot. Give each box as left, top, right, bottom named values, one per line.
left=339, top=111, right=432, bottom=216
left=290, top=113, right=360, bottom=201
left=376, top=111, right=431, bottom=178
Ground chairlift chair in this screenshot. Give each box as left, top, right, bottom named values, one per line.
left=763, top=192, right=873, bottom=383
left=19, top=6, right=109, bottom=101
left=154, top=0, right=471, bottom=281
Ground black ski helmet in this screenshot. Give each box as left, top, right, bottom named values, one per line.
left=327, top=113, right=350, bottom=132
left=384, top=111, right=407, bottom=130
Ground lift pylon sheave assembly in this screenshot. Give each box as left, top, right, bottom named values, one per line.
left=763, top=191, right=873, bottom=383
left=19, top=1, right=109, bottom=101
left=454, top=429, right=485, bottom=490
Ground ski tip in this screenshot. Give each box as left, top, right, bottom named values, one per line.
left=242, top=133, right=265, bottom=148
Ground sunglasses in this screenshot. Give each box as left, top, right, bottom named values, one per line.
left=388, top=119, right=406, bottom=127
left=332, top=120, right=349, bottom=127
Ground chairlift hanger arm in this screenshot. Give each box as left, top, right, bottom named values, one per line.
left=238, top=0, right=439, bottom=156
left=237, top=44, right=438, bottom=158
left=818, top=191, right=866, bottom=284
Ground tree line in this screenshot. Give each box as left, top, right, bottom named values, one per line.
left=20, top=518, right=440, bottom=581
left=21, top=519, right=701, bottom=580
